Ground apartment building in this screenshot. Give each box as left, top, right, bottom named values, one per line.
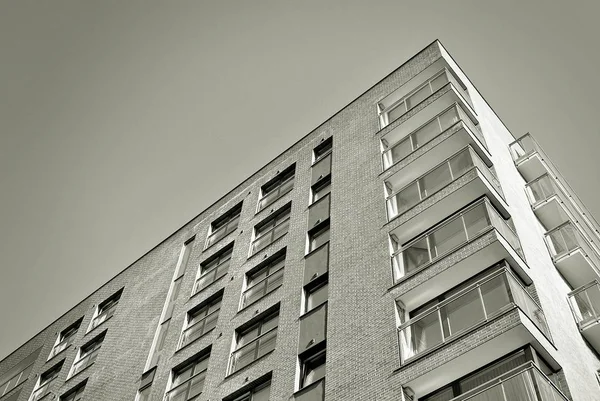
left=1, top=40, right=599, bottom=401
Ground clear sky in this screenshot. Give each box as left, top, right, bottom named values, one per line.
left=1, top=0, right=599, bottom=361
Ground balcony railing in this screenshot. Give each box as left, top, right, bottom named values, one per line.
left=398, top=268, right=550, bottom=363
left=449, top=362, right=567, bottom=401
left=179, top=309, right=220, bottom=348
left=379, top=68, right=474, bottom=129
left=525, top=174, right=561, bottom=207
left=257, top=175, right=294, bottom=212
left=241, top=267, right=284, bottom=308
left=229, top=327, right=278, bottom=373
left=545, top=222, right=585, bottom=259
left=568, top=281, right=600, bottom=330
left=392, top=199, right=523, bottom=281
left=382, top=104, right=486, bottom=170
left=509, top=135, right=539, bottom=164
left=385, top=146, right=502, bottom=221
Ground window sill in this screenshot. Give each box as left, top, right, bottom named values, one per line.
left=224, top=350, right=275, bottom=380
left=84, top=315, right=113, bottom=337
left=175, top=328, right=216, bottom=354
left=65, top=362, right=95, bottom=383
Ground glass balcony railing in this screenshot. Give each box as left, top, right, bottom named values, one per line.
left=398, top=268, right=550, bottom=363
left=525, top=174, right=561, bottom=207
left=509, top=134, right=539, bottom=163
left=544, top=222, right=584, bottom=259
left=382, top=104, right=486, bottom=170
left=568, top=281, right=600, bottom=330
left=379, top=68, right=474, bottom=129
left=385, top=146, right=502, bottom=221
left=392, top=199, right=523, bottom=281
left=449, top=362, right=568, bottom=401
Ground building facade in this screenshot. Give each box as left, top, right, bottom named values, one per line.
left=2, top=40, right=600, bottom=401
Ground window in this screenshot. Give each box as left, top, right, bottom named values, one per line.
left=230, top=311, right=279, bottom=373
left=0, top=347, right=42, bottom=398
left=165, top=352, right=210, bottom=401
left=29, top=361, right=63, bottom=401
left=257, top=165, right=295, bottom=212
left=229, top=381, right=271, bottom=401
left=88, top=290, right=122, bottom=332
left=241, top=252, right=285, bottom=308
left=250, top=204, right=291, bottom=255
left=311, top=175, right=331, bottom=204
left=49, top=319, right=81, bottom=360
left=313, top=138, right=332, bottom=164
left=69, top=333, right=105, bottom=378
left=305, top=282, right=328, bottom=313
left=205, top=203, right=242, bottom=248
left=59, top=381, right=86, bottom=401
left=180, top=295, right=222, bottom=348
left=193, top=244, right=233, bottom=294
left=300, top=349, right=326, bottom=389
left=307, top=221, right=330, bottom=254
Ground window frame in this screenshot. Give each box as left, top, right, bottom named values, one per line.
left=257, top=165, right=296, bottom=213
left=59, top=380, right=86, bottom=401
left=307, top=220, right=330, bottom=254
left=180, top=295, right=222, bottom=349
left=68, top=333, right=105, bottom=378
left=299, top=348, right=326, bottom=389
left=205, top=203, right=243, bottom=249
left=313, top=138, right=332, bottom=165
left=310, top=175, right=331, bottom=205
left=250, top=204, right=292, bottom=255
left=193, top=244, right=233, bottom=295
left=241, top=251, right=286, bottom=309
left=165, top=352, right=210, bottom=401
left=29, top=361, right=63, bottom=401
left=88, top=290, right=122, bottom=332
left=229, top=311, right=279, bottom=373
left=48, top=319, right=82, bottom=360
left=229, top=380, right=271, bottom=401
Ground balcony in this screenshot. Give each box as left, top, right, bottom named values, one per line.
left=398, top=268, right=550, bottom=364
left=381, top=99, right=489, bottom=185
left=386, top=146, right=508, bottom=245
left=391, top=199, right=529, bottom=311
left=525, top=174, right=570, bottom=231
left=509, top=134, right=548, bottom=182
left=544, top=222, right=600, bottom=289
left=446, top=362, right=567, bottom=401
left=397, top=287, right=557, bottom=398
left=568, top=281, right=600, bottom=353
left=378, top=68, right=474, bottom=130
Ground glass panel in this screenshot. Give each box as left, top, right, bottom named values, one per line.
left=463, top=204, right=490, bottom=240
left=394, top=181, right=421, bottom=215
left=253, top=383, right=271, bottom=401
left=257, top=330, right=277, bottom=357
left=438, top=106, right=460, bottom=131
left=419, top=163, right=452, bottom=198
left=262, top=315, right=279, bottom=333
left=449, top=149, right=473, bottom=178
left=400, top=310, right=443, bottom=360
left=429, top=72, right=449, bottom=92
left=272, top=219, right=290, bottom=240
left=406, top=84, right=432, bottom=110
left=387, top=101, right=407, bottom=123
left=265, top=268, right=284, bottom=293
left=188, top=373, right=205, bottom=398
left=238, top=327, right=260, bottom=346
left=305, top=362, right=326, bottom=386
left=402, top=237, right=430, bottom=274
left=389, top=137, right=413, bottom=164
left=310, top=226, right=330, bottom=251
left=173, top=366, right=193, bottom=386
left=430, top=218, right=467, bottom=257
left=312, top=179, right=331, bottom=203
left=480, top=275, right=511, bottom=317
left=166, top=385, right=188, bottom=401
left=243, top=282, right=267, bottom=306
left=443, top=287, right=485, bottom=337
left=306, top=283, right=328, bottom=312
left=413, top=119, right=441, bottom=149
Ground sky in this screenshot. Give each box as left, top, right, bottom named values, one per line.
left=1, top=0, right=599, bottom=361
